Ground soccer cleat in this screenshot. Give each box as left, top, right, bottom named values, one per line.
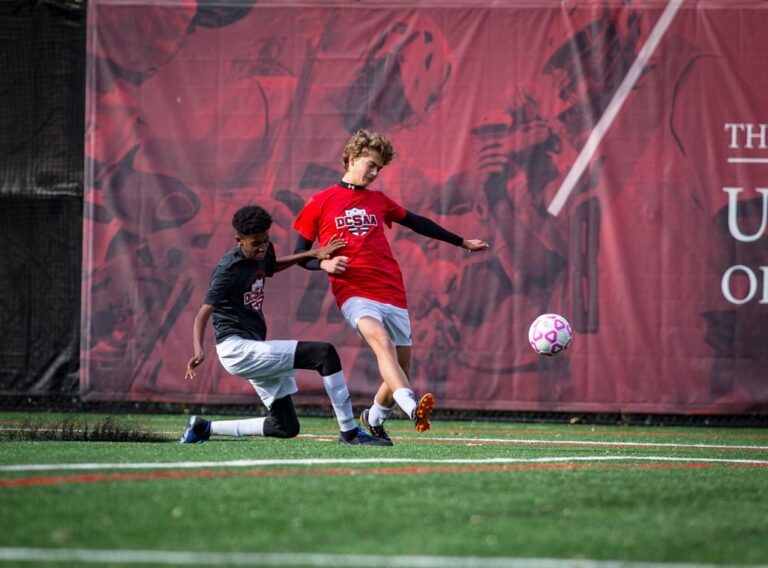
left=412, top=393, right=435, bottom=433
left=360, top=408, right=393, bottom=444
left=339, top=426, right=393, bottom=446
left=178, top=415, right=211, bottom=444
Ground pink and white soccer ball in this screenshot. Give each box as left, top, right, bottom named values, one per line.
left=528, top=313, right=573, bottom=356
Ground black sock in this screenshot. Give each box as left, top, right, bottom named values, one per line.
left=340, top=426, right=358, bottom=441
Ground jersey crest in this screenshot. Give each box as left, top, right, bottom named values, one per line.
left=334, top=207, right=378, bottom=236
left=243, top=277, right=265, bottom=311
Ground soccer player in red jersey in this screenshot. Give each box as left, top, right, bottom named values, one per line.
left=293, top=130, right=489, bottom=442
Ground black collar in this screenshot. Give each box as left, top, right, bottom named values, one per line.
left=339, top=179, right=366, bottom=190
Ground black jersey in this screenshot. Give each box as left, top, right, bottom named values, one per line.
left=204, top=243, right=276, bottom=343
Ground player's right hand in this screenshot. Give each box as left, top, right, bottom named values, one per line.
left=320, top=255, right=349, bottom=275
left=315, top=234, right=346, bottom=259
left=185, top=352, right=205, bottom=380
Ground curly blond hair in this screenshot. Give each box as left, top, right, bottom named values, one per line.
left=342, top=129, right=395, bottom=171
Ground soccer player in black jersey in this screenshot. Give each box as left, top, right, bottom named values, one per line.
left=179, top=204, right=391, bottom=446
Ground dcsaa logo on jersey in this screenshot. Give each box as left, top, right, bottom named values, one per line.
left=335, top=207, right=378, bottom=236
left=244, top=277, right=265, bottom=311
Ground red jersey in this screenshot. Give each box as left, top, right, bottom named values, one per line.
left=294, top=183, right=408, bottom=309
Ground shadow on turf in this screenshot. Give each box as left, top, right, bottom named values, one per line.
left=0, top=416, right=170, bottom=443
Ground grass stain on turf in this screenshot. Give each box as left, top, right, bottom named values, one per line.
left=0, top=415, right=168, bottom=443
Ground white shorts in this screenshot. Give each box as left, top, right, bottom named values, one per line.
left=216, top=336, right=298, bottom=409
left=340, top=297, right=412, bottom=346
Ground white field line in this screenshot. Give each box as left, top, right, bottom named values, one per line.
left=547, top=0, right=685, bottom=216
left=404, top=435, right=768, bottom=451
left=2, top=455, right=767, bottom=473
left=11, top=428, right=762, bottom=451
left=0, top=547, right=766, bottom=568
left=6, top=428, right=766, bottom=452
left=300, top=434, right=768, bottom=452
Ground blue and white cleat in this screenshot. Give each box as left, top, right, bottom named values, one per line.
left=178, top=416, right=211, bottom=444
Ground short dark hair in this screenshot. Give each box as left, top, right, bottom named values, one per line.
left=232, top=205, right=272, bottom=235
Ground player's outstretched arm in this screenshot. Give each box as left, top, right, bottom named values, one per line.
left=186, top=304, right=214, bottom=380
left=276, top=236, right=346, bottom=272
left=399, top=211, right=489, bottom=252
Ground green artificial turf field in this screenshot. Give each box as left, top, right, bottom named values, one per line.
left=1, top=411, right=767, bottom=567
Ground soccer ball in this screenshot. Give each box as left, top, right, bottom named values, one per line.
left=528, top=313, right=573, bottom=356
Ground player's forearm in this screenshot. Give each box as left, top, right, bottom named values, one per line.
left=192, top=305, right=213, bottom=354
left=275, top=250, right=318, bottom=272
left=399, top=210, right=464, bottom=246
left=293, top=234, right=322, bottom=270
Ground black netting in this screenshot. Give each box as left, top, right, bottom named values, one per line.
left=0, top=0, right=85, bottom=197
left=0, top=0, right=85, bottom=397
left=0, top=195, right=82, bottom=396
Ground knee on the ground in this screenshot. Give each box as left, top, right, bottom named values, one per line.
left=265, top=416, right=300, bottom=439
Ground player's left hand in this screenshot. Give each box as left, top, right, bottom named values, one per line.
left=462, top=239, right=490, bottom=252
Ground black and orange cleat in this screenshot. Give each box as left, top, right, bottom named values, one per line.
left=412, top=393, right=435, bottom=433
left=360, top=408, right=393, bottom=444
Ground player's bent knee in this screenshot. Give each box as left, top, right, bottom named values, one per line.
left=283, top=419, right=300, bottom=438
left=295, top=341, right=342, bottom=376
left=317, top=342, right=341, bottom=370
left=263, top=395, right=301, bottom=439
left=264, top=415, right=300, bottom=438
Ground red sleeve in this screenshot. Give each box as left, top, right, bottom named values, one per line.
left=381, top=193, right=407, bottom=227
left=293, top=195, right=321, bottom=241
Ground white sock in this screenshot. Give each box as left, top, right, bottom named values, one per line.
left=368, top=399, right=395, bottom=427
left=210, top=418, right=266, bottom=437
left=393, top=388, right=419, bottom=420
left=322, top=371, right=356, bottom=432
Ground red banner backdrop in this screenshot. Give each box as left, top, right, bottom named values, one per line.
left=82, top=0, right=768, bottom=413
